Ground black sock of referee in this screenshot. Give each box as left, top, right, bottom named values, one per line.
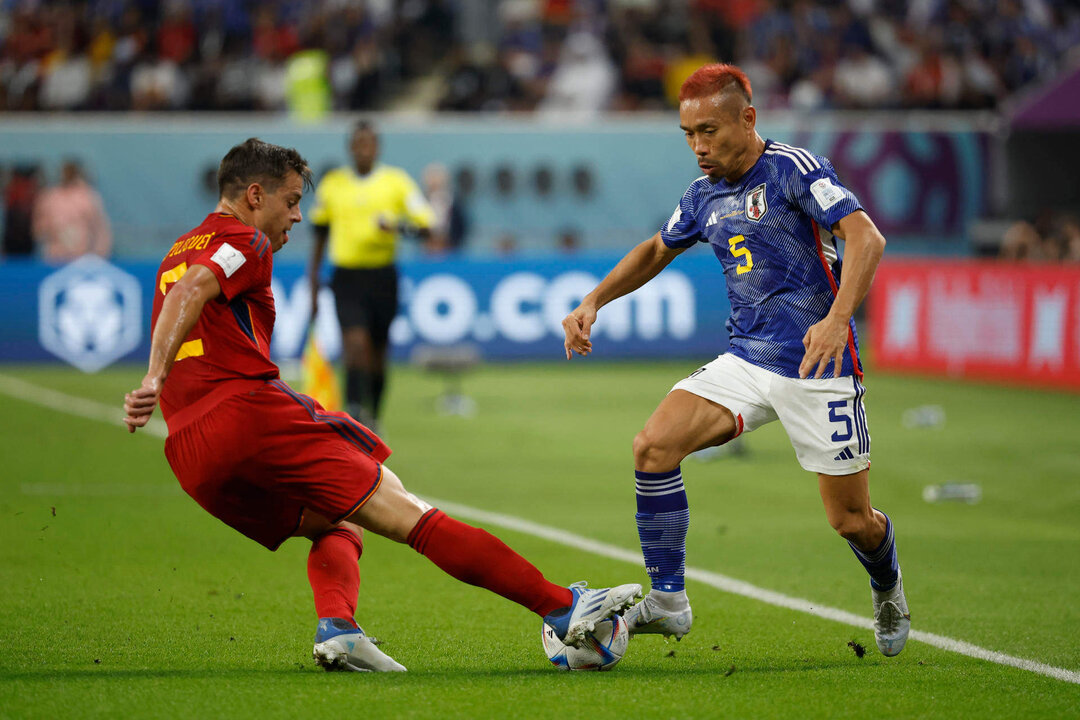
left=345, top=369, right=369, bottom=420
left=371, top=372, right=386, bottom=419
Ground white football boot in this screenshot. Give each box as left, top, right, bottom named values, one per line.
left=542, top=581, right=643, bottom=647
left=312, top=618, right=406, bottom=672
left=624, top=591, right=693, bottom=640
left=872, top=572, right=911, bottom=657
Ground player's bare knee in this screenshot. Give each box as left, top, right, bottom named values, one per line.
left=829, top=510, right=873, bottom=544
left=345, top=465, right=427, bottom=544
left=633, top=428, right=682, bottom=472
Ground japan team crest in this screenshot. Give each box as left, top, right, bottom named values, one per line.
left=745, top=183, right=768, bottom=222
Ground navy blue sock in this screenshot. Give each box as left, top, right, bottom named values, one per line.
left=849, top=511, right=899, bottom=591
left=635, top=468, right=689, bottom=593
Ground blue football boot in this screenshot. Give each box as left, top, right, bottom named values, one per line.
left=312, top=618, right=406, bottom=672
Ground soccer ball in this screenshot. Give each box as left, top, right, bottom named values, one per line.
left=541, top=616, right=629, bottom=671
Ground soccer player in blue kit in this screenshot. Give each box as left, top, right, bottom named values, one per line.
left=562, top=63, right=910, bottom=657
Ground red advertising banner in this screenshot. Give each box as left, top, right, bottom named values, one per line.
left=868, top=260, right=1080, bottom=391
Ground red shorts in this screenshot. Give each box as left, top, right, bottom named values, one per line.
left=163, top=379, right=391, bottom=550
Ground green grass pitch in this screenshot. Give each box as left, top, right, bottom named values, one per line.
left=1, top=360, right=1078, bottom=719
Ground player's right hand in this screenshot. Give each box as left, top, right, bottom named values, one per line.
left=124, top=375, right=162, bottom=433
left=562, top=304, right=597, bottom=359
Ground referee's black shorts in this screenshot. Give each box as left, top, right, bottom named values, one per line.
left=330, top=265, right=399, bottom=344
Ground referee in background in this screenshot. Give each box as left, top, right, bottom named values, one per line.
left=308, top=121, right=435, bottom=429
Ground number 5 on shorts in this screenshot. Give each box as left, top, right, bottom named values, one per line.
left=828, top=400, right=853, bottom=442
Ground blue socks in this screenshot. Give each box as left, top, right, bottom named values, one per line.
left=635, top=468, right=689, bottom=593
left=849, top=511, right=899, bottom=591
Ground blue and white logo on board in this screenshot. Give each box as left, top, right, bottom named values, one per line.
left=38, top=255, right=142, bottom=372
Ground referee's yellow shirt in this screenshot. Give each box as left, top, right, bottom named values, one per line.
left=309, top=164, right=435, bottom=269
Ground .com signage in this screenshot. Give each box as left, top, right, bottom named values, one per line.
left=0, top=252, right=731, bottom=368
left=270, top=255, right=729, bottom=362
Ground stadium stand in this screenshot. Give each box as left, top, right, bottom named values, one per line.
left=2, top=0, right=1079, bottom=113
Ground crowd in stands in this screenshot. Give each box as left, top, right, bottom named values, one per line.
left=1, top=0, right=1078, bottom=113
left=443, top=0, right=1080, bottom=113
left=0, top=0, right=453, bottom=111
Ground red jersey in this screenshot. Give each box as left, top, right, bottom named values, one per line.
left=152, top=213, right=279, bottom=426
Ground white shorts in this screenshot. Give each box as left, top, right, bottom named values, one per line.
left=671, top=353, right=871, bottom=475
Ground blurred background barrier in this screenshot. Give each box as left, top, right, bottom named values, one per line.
left=0, top=115, right=993, bottom=259
left=0, top=252, right=731, bottom=366
left=869, top=259, right=1080, bottom=390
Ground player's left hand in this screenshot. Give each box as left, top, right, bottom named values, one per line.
left=124, top=374, right=162, bottom=433
left=799, top=315, right=849, bottom=379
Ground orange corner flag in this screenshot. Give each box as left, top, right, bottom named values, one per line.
left=301, top=329, right=341, bottom=411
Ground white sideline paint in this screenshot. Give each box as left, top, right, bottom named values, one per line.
left=3, top=372, right=1078, bottom=685
left=429, top=499, right=1080, bottom=685
left=0, top=373, right=168, bottom=438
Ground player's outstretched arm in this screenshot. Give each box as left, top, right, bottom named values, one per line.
left=562, top=233, right=684, bottom=359
left=799, top=210, right=886, bottom=379
left=124, top=264, right=221, bottom=432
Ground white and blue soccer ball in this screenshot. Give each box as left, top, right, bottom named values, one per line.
left=541, top=616, right=629, bottom=671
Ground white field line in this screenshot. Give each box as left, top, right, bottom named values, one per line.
left=3, top=372, right=1077, bottom=685
left=428, top=500, right=1080, bottom=685
left=0, top=373, right=168, bottom=438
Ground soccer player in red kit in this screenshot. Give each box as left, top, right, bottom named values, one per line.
left=123, top=138, right=640, bottom=672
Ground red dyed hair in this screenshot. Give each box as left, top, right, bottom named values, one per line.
left=678, top=63, right=753, bottom=104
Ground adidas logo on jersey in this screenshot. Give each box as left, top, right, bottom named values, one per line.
left=706, top=210, right=718, bottom=227
left=834, top=447, right=855, bottom=461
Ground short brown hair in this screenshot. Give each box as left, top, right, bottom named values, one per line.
left=218, top=138, right=313, bottom=199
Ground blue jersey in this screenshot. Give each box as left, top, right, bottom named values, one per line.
left=660, top=139, right=863, bottom=379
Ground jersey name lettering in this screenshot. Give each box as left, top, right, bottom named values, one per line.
left=166, top=232, right=216, bottom=258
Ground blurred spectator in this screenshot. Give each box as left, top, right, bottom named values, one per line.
left=422, top=162, right=468, bottom=254
left=834, top=45, right=895, bottom=108
left=130, top=43, right=187, bottom=110
left=999, top=220, right=1046, bottom=261
left=38, top=9, right=92, bottom=111
left=1061, top=217, right=1080, bottom=262
left=157, top=3, right=196, bottom=65
left=32, top=160, right=112, bottom=262
left=539, top=31, right=617, bottom=116
left=439, top=43, right=524, bottom=112
left=3, top=165, right=40, bottom=257
left=901, top=35, right=962, bottom=108
left=999, top=212, right=1080, bottom=263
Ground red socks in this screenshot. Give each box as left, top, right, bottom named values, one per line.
left=307, top=510, right=574, bottom=622
left=407, top=508, right=573, bottom=617
left=307, top=527, right=363, bottom=623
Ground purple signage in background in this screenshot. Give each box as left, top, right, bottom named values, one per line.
left=1009, top=66, right=1080, bottom=129
left=789, top=130, right=990, bottom=238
